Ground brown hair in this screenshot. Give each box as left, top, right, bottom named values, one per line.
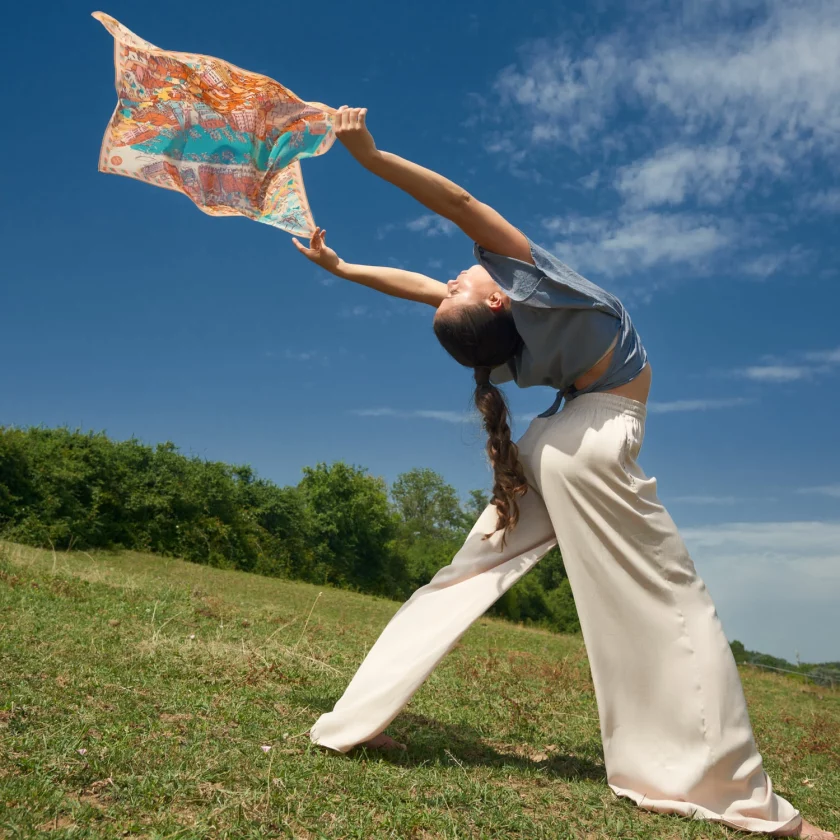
left=433, top=301, right=528, bottom=548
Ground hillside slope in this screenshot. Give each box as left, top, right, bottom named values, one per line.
left=1, top=541, right=838, bottom=839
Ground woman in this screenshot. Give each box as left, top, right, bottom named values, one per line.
left=294, top=106, right=833, bottom=839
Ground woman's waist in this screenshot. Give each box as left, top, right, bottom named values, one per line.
left=572, top=322, right=649, bottom=395
left=573, top=333, right=620, bottom=391
left=569, top=338, right=651, bottom=405
left=599, top=362, right=652, bottom=404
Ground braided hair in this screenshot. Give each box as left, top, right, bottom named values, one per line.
left=433, top=303, right=528, bottom=549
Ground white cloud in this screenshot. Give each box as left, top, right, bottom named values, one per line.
left=541, top=212, right=733, bottom=277
left=801, top=189, right=840, bottom=213
left=682, top=519, right=840, bottom=662
left=376, top=215, right=458, bottom=240
left=493, top=37, right=625, bottom=150
left=804, top=347, right=840, bottom=364
left=616, top=145, right=742, bottom=208
left=632, top=2, right=840, bottom=158
left=648, top=397, right=751, bottom=413
left=732, top=347, right=840, bottom=382
left=357, top=398, right=756, bottom=422
left=484, top=0, right=840, bottom=212
left=339, top=305, right=395, bottom=321
left=740, top=253, right=788, bottom=279
left=283, top=349, right=329, bottom=365
left=796, top=485, right=840, bottom=499
left=671, top=495, right=740, bottom=505
left=579, top=170, right=601, bottom=190
left=349, top=408, right=474, bottom=424
left=347, top=407, right=542, bottom=429
left=341, top=305, right=370, bottom=318
left=736, top=365, right=814, bottom=382
left=406, top=214, right=458, bottom=237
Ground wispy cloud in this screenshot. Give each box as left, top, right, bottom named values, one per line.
left=740, top=252, right=794, bottom=280
left=376, top=215, right=458, bottom=240
left=578, top=170, right=601, bottom=190
left=540, top=212, right=733, bottom=278
left=353, top=398, right=749, bottom=422
left=799, top=188, right=840, bottom=214
left=796, top=485, right=840, bottom=499
left=670, top=495, right=740, bottom=505
left=349, top=408, right=474, bottom=424
left=732, top=346, right=840, bottom=382
left=492, top=36, right=625, bottom=151
left=648, top=397, right=752, bottom=413
left=406, top=215, right=458, bottom=237
left=681, top=519, right=840, bottom=661
left=487, top=0, right=840, bottom=182
left=736, top=365, right=814, bottom=382
left=616, top=145, right=742, bottom=209
left=478, top=0, right=840, bottom=285
left=681, top=521, right=840, bottom=580
left=339, top=305, right=395, bottom=321
left=283, top=349, right=329, bottom=365
left=804, top=347, right=840, bottom=364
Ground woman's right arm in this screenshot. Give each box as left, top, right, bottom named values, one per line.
left=292, top=228, right=447, bottom=308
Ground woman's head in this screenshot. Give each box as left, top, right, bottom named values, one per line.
left=433, top=264, right=528, bottom=549
left=433, top=265, right=518, bottom=365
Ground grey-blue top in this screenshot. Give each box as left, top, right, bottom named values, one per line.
left=474, top=237, right=648, bottom=416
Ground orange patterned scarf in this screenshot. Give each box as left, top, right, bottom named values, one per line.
left=94, top=12, right=336, bottom=236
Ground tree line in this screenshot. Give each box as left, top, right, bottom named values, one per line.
left=0, top=426, right=580, bottom=634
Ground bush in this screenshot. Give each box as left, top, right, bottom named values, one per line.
left=0, top=426, right=582, bottom=635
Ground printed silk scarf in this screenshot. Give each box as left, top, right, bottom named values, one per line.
left=94, top=12, right=336, bottom=237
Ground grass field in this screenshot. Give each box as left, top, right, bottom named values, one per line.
left=1, top=540, right=838, bottom=839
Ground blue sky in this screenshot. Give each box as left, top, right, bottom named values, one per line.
left=1, top=0, right=838, bottom=662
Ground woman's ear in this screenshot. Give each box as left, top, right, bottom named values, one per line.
left=487, top=291, right=509, bottom=312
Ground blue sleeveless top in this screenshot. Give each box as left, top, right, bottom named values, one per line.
left=474, top=237, right=648, bottom=417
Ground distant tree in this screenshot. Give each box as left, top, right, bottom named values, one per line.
left=459, top=488, right=491, bottom=530
left=299, top=461, right=405, bottom=596
left=534, top=546, right=567, bottom=590
left=543, top=578, right=581, bottom=633
left=0, top=425, right=589, bottom=635
left=391, top=468, right=464, bottom=541
left=730, top=640, right=748, bottom=663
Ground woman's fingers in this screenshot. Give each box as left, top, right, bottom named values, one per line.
left=334, top=106, right=367, bottom=134
left=291, top=237, right=308, bottom=255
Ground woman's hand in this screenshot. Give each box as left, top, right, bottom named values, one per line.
left=334, top=105, right=378, bottom=165
left=292, top=228, right=340, bottom=273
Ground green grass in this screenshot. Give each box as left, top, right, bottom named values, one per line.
left=1, top=541, right=837, bottom=839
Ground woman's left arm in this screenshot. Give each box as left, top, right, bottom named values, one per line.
left=334, top=106, right=534, bottom=265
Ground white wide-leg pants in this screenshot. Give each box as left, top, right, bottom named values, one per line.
left=310, top=393, right=801, bottom=834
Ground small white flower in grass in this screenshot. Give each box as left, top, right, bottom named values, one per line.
left=77, top=748, right=87, bottom=755
left=188, top=634, right=195, bottom=640
left=261, top=745, right=271, bottom=753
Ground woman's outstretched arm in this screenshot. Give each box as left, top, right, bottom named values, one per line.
left=333, top=106, right=535, bottom=266
left=292, top=228, right=447, bottom=308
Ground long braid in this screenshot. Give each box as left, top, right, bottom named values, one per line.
left=473, top=365, right=528, bottom=549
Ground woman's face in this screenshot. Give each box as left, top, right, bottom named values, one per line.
left=435, top=264, right=509, bottom=320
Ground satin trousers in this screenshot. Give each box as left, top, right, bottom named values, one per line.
left=310, top=393, right=800, bottom=834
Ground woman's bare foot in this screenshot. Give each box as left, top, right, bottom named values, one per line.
left=361, top=732, right=407, bottom=751
left=773, top=818, right=835, bottom=838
